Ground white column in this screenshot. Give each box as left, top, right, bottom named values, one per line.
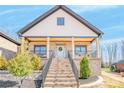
left=72, top=37, right=75, bottom=59
left=47, top=37, right=50, bottom=59
left=96, top=38, right=100, bottom=58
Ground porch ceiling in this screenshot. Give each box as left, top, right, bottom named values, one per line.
left=27, top=37, right=95, bottom=42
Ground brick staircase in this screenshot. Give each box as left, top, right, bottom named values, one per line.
left=44, top=58, right=77, bottom=88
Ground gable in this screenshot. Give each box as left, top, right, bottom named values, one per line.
left=0, top=32, right=20, bottom=45
left=20, top=6, right=103, bottom=37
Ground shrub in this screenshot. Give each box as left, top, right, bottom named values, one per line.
left=31, top=54, right=41, bottom=70
left=8, top=53, right=33, bottom=77
left=0, top=56, right=7, bottom=70
left=80, top=55, right=91, bottom=79
left=8, top=53, right=33, bottom=87
left=110, top=64, right=117, bottom=72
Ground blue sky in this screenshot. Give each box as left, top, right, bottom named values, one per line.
left=0, top=5, right=124, bottom=41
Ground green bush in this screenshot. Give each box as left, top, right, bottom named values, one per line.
left=110, top=64, right=117, bottom=72
left=31, top=54, right=41, bottom=70
left=8, top=53, right=33, bottom=77
left=80, top=56, right=91, bottom=79
left=0, top=56, right=7, bottom=70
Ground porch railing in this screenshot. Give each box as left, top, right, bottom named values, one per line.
left=68, top=51, right=79, bottom=88
left=41, top=51, right=54, bottom=87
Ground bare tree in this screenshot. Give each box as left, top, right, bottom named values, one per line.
left=105, top=42, right=117, bottom=67
left=121, top=40, right=124, bottom=59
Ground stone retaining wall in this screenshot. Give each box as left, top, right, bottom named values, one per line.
left=0, top=70, right=42, bottom=80
left=0, top=70, right=42, bottom=88
left=74, top=58, right=101, bottom=77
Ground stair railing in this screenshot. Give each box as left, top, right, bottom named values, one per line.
left=42, top=51, right=54, bottom=87
left=68, top=51, right=79, bottom=88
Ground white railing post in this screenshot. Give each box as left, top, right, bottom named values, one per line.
left=47, top=37, right=50, bottom=59
left=72, top=37, right=75, bottom=59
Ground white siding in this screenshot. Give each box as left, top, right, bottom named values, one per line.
left=23, top=9, right=98, bottom=37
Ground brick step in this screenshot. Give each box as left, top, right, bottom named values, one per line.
left=44, top=82, right=77, bottom=85
left=47, top=73, right=74, bottom=77
left=45, top=79, right=76, bottom=82
left=50, top=64, right=71, bottom=66
left=49, top=69, right=72, bottom=72
left=47, top=72, right=74, bottom=75
left=48, top=69, right=72, bottom=71
left=50, top=65, right=71, bottom=68
left=45, top=77, right=76, bottom=81
left=47, top=71, right=73, bottom=74
left=44, top=58, right=77, bottom=88
left=47, top=72, right=73, bottom=74
left=44, top=83, right=77, bottom=88
left=49, top=68, right=71, bottom=70
left=46, top=75, right=75, bottom=78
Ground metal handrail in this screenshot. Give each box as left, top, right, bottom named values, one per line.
left=42, top=51, right=54, bottom=87
left=68, top=51, right=79, bottom=88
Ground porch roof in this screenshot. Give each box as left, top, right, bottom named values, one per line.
left=27, top=37, right=95, bottom=42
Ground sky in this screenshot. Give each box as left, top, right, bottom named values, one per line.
left=0, top=5, right=124, bottom=41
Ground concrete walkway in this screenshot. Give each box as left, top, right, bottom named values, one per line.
left=102, top=71, right=124, bottom=83
left=79, top=76, right=103, bottom=88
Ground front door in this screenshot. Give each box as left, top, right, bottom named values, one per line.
left=55, top=44, right=67, bottom=58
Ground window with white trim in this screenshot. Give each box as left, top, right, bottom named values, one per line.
left=34, top=45, right=47, bottom=58
left=57, top=17, right=64, bottom=26
left=75, top=45, right=87, bottom=56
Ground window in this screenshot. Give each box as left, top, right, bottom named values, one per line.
left=75, top=45, right=87, bottom=56
left=34, top=45, right=47, bottom=58
left=57, top=17, right=64, bottom=25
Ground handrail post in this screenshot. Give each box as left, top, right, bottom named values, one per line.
left=68, top=51, right=79, bottom=88
left=42, top=51, right=54, bottom=87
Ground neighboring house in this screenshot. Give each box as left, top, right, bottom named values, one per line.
left=18, top=5, right=103, bottom=76
left=0, top=32, right=20, bottom=60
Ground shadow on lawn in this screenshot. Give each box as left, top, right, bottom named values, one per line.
left=0, top=80, right=18, bottom=88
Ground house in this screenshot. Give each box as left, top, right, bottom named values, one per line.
left=0, top=32, right=20, bottom=60
left=18, top=5, right=103, bottom=76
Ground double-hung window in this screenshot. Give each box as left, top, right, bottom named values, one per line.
left=57, top=17, right=64, bottom=26
left=34, top=45, right=47, bottom=58
left=75, top=45, right=87, bottom=56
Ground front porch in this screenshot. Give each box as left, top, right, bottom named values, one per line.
left=21, top=36, right=100, bottom=60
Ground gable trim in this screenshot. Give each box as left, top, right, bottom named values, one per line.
left=0, top=32, right=20, bottom=45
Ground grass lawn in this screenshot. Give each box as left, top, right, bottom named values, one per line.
left=101, top=67, right=124, bottom=88
left=101, top=75, right=124, bottom=88
left=102, top=67, right=111, bottom=73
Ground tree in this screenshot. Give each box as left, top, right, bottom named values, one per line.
left=80, top=55, right=91, bottom=79
left=121, top=40, right=124, bottom=59
left=8, top=52, right=33, bottom=88
left=105, top=42, right=117, bottom=67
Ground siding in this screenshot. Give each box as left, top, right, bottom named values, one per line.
left=23, top=9, right=98, bottom=37
left=0, top=36, right=18, bottom=59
